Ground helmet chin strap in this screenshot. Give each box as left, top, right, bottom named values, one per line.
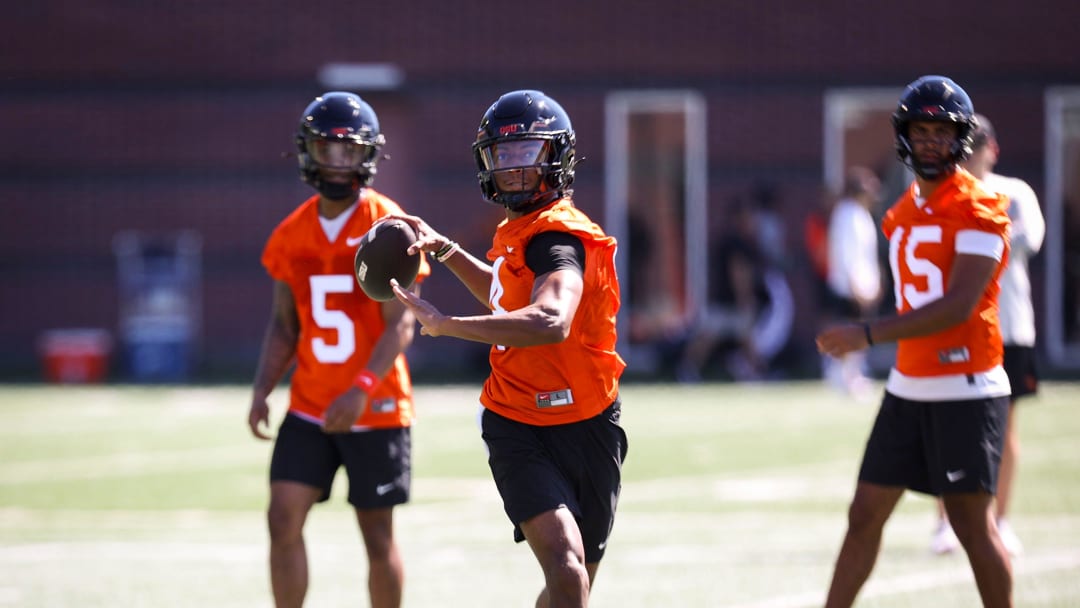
left=314, top=176, right=361, bottom=201
left=898, top=136, right=958, bottom=181
left=912, top=159, right=956, bottom=181
left=499, top=187, right=560, bottom=214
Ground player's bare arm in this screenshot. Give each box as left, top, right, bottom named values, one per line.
left=393, top=267, right=584, bottom=346
left=323, top=285, right=420, bottom=433
left=248, top=281, right=300, bottom=439
left=871, top=252, right=1000, bottom=341
left=437, top=244, right=495, bottom=306
left=817, top=253, right=999, bottom=357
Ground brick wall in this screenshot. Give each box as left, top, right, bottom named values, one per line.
left=2, top=0, right=1075, bottom=379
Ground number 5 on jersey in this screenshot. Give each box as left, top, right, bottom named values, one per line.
left=309, top=274, right=356, bottom=363
left=888, top=225, right=945, bottom=311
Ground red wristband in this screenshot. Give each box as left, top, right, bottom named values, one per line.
left=353, top=369, right=379, bottom=396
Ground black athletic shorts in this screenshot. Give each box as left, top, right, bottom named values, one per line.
left=1003, top=345, right=1039, bottom=401
left=269, top=413, right=410, bottom=509
left=481, top=399, right=628, bottom=564
left=858, top=392, right=1008, bottom=496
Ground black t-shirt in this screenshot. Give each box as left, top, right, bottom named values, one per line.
left=525, top=231, right=586, bottom=276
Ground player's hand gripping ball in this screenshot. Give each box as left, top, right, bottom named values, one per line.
left=353, top=219, right=421, bottom=301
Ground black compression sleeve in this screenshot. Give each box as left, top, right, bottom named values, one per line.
left=525, top=231, right=585, bottom=276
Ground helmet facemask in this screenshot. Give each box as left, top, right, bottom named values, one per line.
left=299, top=136, right=381, bottom=200
left=475, top=136, right=564, bottom=210
left=894, top=119, right=971, bottom=180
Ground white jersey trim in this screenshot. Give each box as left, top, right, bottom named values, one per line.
left=290, top=410, right=376, bottom=432
left=318, top=200, right=359, bottom=243
left=955, top=229, right=1005, bottom=261
left=885, top=365, right=1011, bottom=401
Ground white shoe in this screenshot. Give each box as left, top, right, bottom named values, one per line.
left=846, top=376, right=877, bottom=403
left=931, top=521, right=960, bottom=555
left=997, top=519, right=1024, bottom=556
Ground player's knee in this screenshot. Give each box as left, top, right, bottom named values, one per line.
left=948, top=513, right=987, bottom=545
left=845, top=498, right=885, bottom=535
left=944, top=502, right=993, bottom=541
left=951, top=522, right=984, bottom=549
left=267, top=502, right=305, bottom=542
left=360, top=530, right=395, bottom=561
left=357, top=510, right=395, bottom=558
left=542, top=552, right=589, bottom=597
left=532, top=533, right=587, bottom=580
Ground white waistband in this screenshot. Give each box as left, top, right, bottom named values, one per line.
left=885, top=366, right=1011, bottom=401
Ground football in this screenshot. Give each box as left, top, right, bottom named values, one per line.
left=352, top=219, right=421, bottom=301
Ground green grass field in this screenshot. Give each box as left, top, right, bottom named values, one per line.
left=1, top=381, right=1078, bottom=607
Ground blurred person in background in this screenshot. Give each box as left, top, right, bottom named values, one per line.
left=677, top=195, right=794, bottom=382
left=388, top=90, right=627, bottom=608
left=816, top=75, right=1013, bottom=608
left=931, top=113, right=1045, bottom=557
left=823, top=166, right=883, bottom=398
left=247, top=92, right=430, bottom=608
left=803, top=185, right=834, bottom=307
left=750, top=181, right=788, bottom=268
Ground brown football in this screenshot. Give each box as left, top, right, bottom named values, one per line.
left=352, top=219, right=420, bottom=301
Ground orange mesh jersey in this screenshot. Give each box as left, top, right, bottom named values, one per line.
left=262, top=191, right=431, bottom=429
left=482, top=198, right=625, bottom=426
left=882, top=169, right=1010, bottom=379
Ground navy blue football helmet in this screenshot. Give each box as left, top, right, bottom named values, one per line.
left=472, top=90, right=578, bottom=212
left=296, top=92, right=385, bottom=200
left=892, top=75, right=978, bottom=180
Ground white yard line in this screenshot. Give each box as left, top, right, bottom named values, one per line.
left=0, top=445, right=260, bottom=484
left=0, top=588, right=21, bottom=605
left=730, top=550, right=1080, bottom=608
left=624, top=466, right=856, bottom=503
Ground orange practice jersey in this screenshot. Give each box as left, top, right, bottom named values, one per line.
left=481, top=198, right=625, bottom=426
left=882, top=169, right=1010, bottom=386
left=262, top=191, right=431, bottom=429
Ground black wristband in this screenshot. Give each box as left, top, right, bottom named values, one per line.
left=863, top=322, right=874, bottom=346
